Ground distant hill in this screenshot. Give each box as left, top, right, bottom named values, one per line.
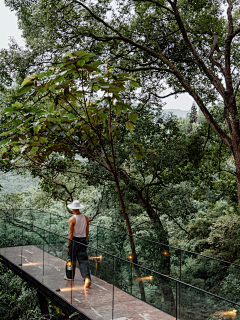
left=0, top=172, right=38, bottom=194
left=163, top=109, right=190, bottom=118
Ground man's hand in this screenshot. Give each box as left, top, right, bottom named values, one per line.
left=66, top=247, right=70, bottom=253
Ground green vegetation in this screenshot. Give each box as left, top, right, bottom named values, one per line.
left=0, top=264, right=68, bottom=320
left=1, top=0, right=240, bottom=318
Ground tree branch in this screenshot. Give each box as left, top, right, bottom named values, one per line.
left=0, top=161, right=114, bottom=182
left=168, top=1, right=226, bottom=98
left=119, top=66, right=174, bottom=73
left=132, top=0, right=174, bottom=14
left=152, top=90, right=186, bottom=99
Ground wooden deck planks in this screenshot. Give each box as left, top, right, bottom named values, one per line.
left=0, top=245, right=175, bottom=320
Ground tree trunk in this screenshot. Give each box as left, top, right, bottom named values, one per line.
left=119, top=171, right=175, bottom=309
left=232, top=142, right=240, bottom=211
left=114, top=177, right=146, bottom=301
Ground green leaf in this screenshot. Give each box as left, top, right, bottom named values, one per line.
left=36, top=86, right=47, bottom=94
left=77, top=60, right=85, bottom=67
left=0, top=139, right=9, bottom=146
left=21, top=78, right=34, bottom=87
left=118, top=73, right=130, bottom=77
left=36, top=110, right=48, bottom=116
left=98, top=113, right=107, bottom=122
left=129, top=113, right=138, bottom=124
left=126, top=122, right=134, bottom=131
left=61, top=109, right=67, bottom=116
left=48, top=85, right=57, bottom=92
left=4, top=107, right=15, bottom=115
left=89, top=61, right=101, bottom=69
left=30, top=146, right=38, bottom=154
left=12, top=119, right=22, bottom=126
left=82, top=65, right=96, bottom=72
left=13, top=101, right=23, bottom=109
left=134, top=153, right=144, bottom=160
left=72, top=50, right=95, bottom=58
left=130, top=81, right=140, bottom=88
left=68, top=114, right=78, bottom=120
left=108, top=85, right=123, bottom=92
left=39, top=137, right=48, bottom=143
left=48, top=118, right=59, bottom=123
left=108, top=157, right=114, bottom=162
left=38, top=72, right=47, bottom=79
left=69, top=312, right=79, bottom=319
left=18, top=86, right=32, bottom=96
left=129, top=76, right=137, bottom=81
left=0, top=131, right=12, bottom=137
left=12, top=146, right=20, bottom=152
left=39, top=118, right=46, bottom=124
left=115, top=105, right=122, bottom=115
left=64, top=52, right=73, bottom=58
left=48, top=103, right=55, bottom=113
left=33, top=125, right=41, bottom=134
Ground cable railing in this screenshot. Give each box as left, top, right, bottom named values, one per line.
left=1, top=214, right=240, bottom=320
left=1, top=208, right=240, bottom=306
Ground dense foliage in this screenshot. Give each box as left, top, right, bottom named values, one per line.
left=1, top=0, right=240, bottom=318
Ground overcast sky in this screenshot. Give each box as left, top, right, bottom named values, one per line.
left=0, top=0, right=25, bottom=49
left=0, top=0, right=193, bottom=110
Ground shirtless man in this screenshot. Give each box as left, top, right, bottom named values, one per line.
left=65, top=200, right=91, bottom=288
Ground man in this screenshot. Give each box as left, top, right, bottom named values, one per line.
left=65, top=200, right=91, bottom=288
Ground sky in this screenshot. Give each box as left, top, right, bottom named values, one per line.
left=0, top=0, right=193, bottom=110
left=0, top=0, right=25, bottom=49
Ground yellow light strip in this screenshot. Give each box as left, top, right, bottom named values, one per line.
left=56, top=286, right=85, bottom=292
left=21, top=262, right=42, bottom=266
left=89, top=255, right=102, bottom=260
left=214, top=310, right=237, bottom=317
left=135, top=276, right=153, bottom=281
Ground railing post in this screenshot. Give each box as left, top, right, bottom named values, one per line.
left=97, top=226, right=99, bottom=249
left=179, top=249, right=182, bottom=319
left=176, top=282, right=178, bottom=320
left=71, top=239, right=73, bottom=305
left=4, top=214, right=6, bottom=249
left=21, top=220, right=23, bottom=268
left=180, top=249, right=182, bottom=281
left=32, top=214, right=33, bottom=244
left=48, top=211, right=52, bottom=246
left=49, top=212, right=51, bottom=247
left=112, top=256, right=115, bottom=320
left=131, top=262, right=133, bottom=295
left=43, top=230, right=45, bottom=283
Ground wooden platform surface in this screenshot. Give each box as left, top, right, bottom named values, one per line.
left=0, top=245, right=175, bottom=320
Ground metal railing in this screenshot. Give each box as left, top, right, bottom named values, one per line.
left=1, top=208, right=240, bottom=306
left=1, top=214, right=240, bottom=320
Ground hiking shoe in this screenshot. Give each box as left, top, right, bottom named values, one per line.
left=64, top=275, right=74, bottom=281
left=84, top=278, right=91, bottom=288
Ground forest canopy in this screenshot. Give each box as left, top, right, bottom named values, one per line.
left=1, top=1, right=240, bottom=318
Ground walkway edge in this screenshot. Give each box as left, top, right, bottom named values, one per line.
left=0, top=252, right=93, bottom=320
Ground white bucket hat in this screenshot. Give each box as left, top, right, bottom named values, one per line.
left=67, top=200, right=85, bottom=210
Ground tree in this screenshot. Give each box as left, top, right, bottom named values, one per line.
left=187, top=103, right=198, bottom=133
left=0, top=50, right=149, bottom=300
left=4, top=0, right=240, bottom=210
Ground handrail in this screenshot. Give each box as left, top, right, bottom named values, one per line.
left=2, top=209, right=239, bottom=268
left=2, top=214, right=240, bottom=309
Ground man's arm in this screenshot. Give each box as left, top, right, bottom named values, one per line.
left=66, top=217, right=75, bottom=252
left=85, top=216, right=89, bottom=240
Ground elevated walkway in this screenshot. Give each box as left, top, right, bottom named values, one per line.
left=0, top=245, right=174, bottom=320
left=1, top=213, right=240, bottom=319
